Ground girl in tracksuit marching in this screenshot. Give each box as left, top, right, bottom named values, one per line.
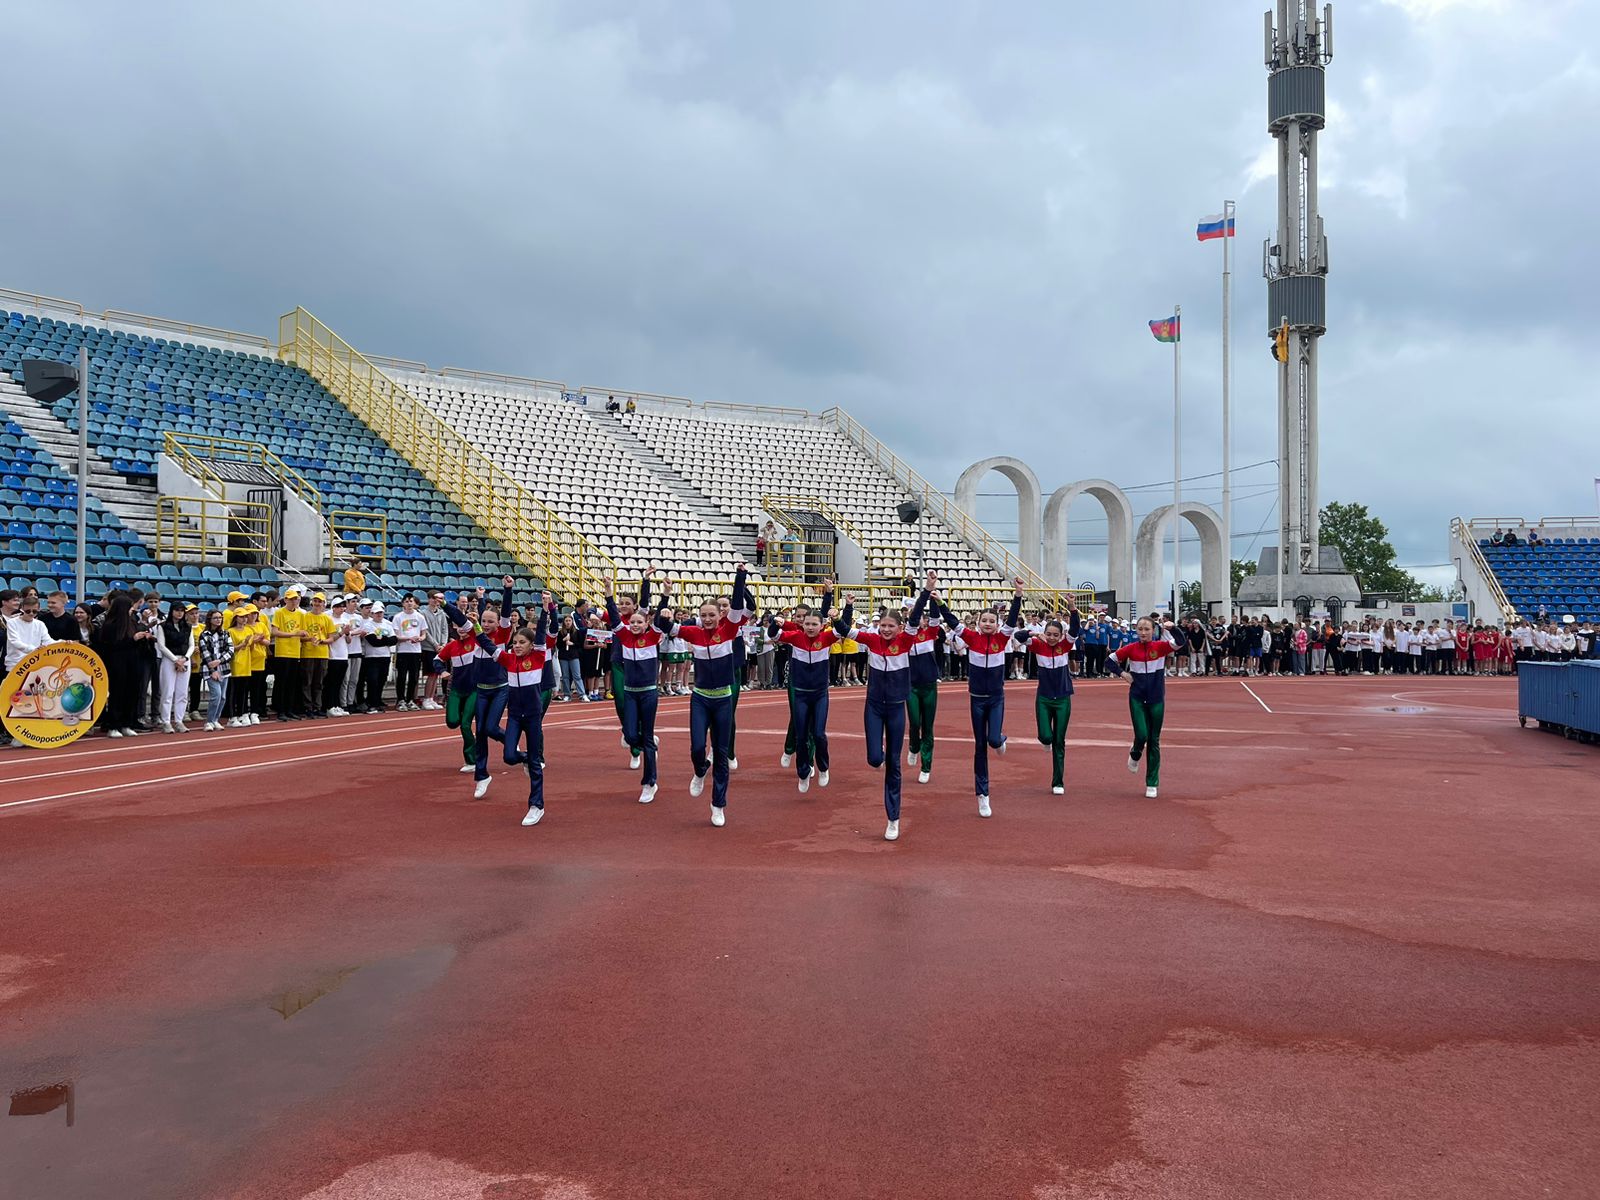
left=937, top=579, right=1024, bottom=818
left=443, top=578, right=515, bottom=797
left=607, top=578, right=667, bottom=804
left=1104, top=615, right=1176, bottom=798
left=1021, top=600, right=1082, bottom=795
left=839, top=586, right=931, bottom=841
left=904, top=570, right=943, bottom=785
left=498, top=598, right=551, bottom=825
left=655, top=564, right=751, bottom=826
left=435, top=616, right=481, bottom=773
left=768, top=584, right=837, bottom=794
left=607, top=570, right=654, bottom=768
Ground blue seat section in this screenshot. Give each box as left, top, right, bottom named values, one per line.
left=1480, top=538, right=1600, bottom=622
left=1, top=311, right=525, bottom=609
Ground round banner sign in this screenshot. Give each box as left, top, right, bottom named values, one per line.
left=1, top=642, right=109, bottom=749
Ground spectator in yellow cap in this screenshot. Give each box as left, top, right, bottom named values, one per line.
left=300, top=592, right=336, bottom=718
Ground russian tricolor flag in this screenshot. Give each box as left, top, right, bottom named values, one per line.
left=1196, top=214, right=1235, bottom=241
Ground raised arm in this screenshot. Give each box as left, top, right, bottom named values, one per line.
left=500, top=576, right=514, bottom=628
left=729, top=562, right=751, bottom=621
left=604, top=574, right=622, bottom=631
left=1002, top=581, right=1023, bottom=634
left=533, top=593, right=551, bottom=644
left=654, top=581, right=678, bottom=637
left=832, top=598, right=855, bottom=639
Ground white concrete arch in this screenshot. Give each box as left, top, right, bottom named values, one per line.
left=1043, top=479, right=1133, bottom=600
left=955, top=456, right=1042, bottom=572
left=1135, top=501, right=1227, bottom=617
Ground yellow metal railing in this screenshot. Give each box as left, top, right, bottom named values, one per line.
left=155, top=496, right=275, bottom=564
left=1451, top=517, right=1515, bottom=620
left=760, top=494, right=866, bottom=544
left=164, top=431, right=323, bottom=513
left=330, top=510, right=388, bottom=572
left=611, top=576, right=1093, bottom=621
left=279, top=307, right=615, bottom=602
left=821, top=406, right=1056, bottom=594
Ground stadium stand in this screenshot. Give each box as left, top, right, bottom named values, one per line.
left=619, top=408, right=1010, bottom=593
left=0, top=414, right=154, bottom=597
left=1480, top=536, right=1600, bottom=622
left=0, top=311, right=525, bottom=605
left=404, top=375, right=748, bottom=580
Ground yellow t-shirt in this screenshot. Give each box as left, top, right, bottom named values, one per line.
left=230, top=625, right=255, bottom=677
left=272, top=606, right=305, bottom=659
left=343, top=568, right=366, bottom=594
left=249, top=615, right=271, bottom=671
left=300, top=611, right=334, bottom=660
left=841, top=637, right=860, bottom=655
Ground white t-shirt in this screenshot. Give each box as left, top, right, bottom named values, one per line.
left=4, top=614, right=54, bottom=671
left=327, top=613, right=349, bottom=662
left=394, top=610, right=427, bottom=654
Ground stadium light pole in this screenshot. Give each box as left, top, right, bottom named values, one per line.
left=21, top=351, right=90, bottom=602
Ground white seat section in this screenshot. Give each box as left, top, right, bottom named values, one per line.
left=409, top=379, right=743, bottom=578
left=618, top=410, right=1008, bottom=593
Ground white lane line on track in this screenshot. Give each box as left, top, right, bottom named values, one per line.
left=0, top=731, right=464, bottom=812
left=1241, top=682, right=1273, bottom=713
left=0, top=709, right=615, bottom=786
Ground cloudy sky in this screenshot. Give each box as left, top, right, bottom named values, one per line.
left=3, top=0, right=1594, bottom=589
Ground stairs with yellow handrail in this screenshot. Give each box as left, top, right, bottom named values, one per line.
left=277, top=307, right=616, bottom=601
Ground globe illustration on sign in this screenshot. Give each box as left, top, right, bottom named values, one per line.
left=60, top=679, right=95, bottom=719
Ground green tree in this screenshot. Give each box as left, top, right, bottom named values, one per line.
left=1231, top=557, right=1255, bottom=597
left=1318, top=501, right=1444, bottom=599
left=1180, top=579, right=1202, bottom=612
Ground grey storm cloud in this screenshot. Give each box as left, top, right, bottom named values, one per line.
left=1, top=0, right=1594, bottom=589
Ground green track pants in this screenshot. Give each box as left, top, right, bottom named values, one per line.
left=445, top=688, right=477, bottom=765
left=906, top=683, right=938, bottom=771
left=1036, top=694, right=1072, bottom=788
left=1128, top=696, right=1164, bottom=788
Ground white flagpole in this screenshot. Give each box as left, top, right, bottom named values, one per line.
left=1221, top=200, right=1233, bottom=618
left=1173, top=304, right=1182, bottom=617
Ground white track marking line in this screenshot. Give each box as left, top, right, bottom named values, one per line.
left=0, top=732, right=463, bottom=813
left=1241, top=682, right=1273, bottom=713
left=0, top=709, right=614, bottom=786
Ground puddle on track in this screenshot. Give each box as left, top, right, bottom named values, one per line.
left=0, top=946, right=453, bottom=1200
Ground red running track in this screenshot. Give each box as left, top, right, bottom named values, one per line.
left=2, top=676, right=1598, bottom=1199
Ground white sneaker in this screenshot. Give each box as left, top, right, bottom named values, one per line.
left=1127, top=754, right=1139, bottom=773
left=474, top=777, right=491, bottom=799
left=918, top=770, right=930, bottom=784
left=780, top=752, right=792, bottom=768
left=521, top=805, right=544, bottom=826
left=996, top=738, right=1007, bottom=756
left=204, top=722, right=216, bottom=732
left=249, top=713, right=260, bottom=725
left=1145, top=786, right=1158, bottom=799
left=728, top=756, right=739, bottom=771
left=161, top=722, right=174, bottom=734
left=332, top=707, right=348, bottom=717
left=689, top=771, right=706, bottom=797
left=1052, top=785, right=1065, bottom=795
left=108, top=728, right=124, bottom=738
left=817, top=769, right=829, bottom=788
left=653, top=735, right=660, bottom=745
left=629, top=752, right=641, bottom=770
left=710, top=805, right=725, bottom=827
left=120, top=728, right=140, bottom=737
left=459, top=764, right=475, bottom=774
left=978, top=794, right=992, bottom=818
left=798, top=772, right=811, bottom=794
left=620, top=734, right=631, bottom=748
left=639, top=783, right=657, bottom=804
left=907, top=748, right=917, bottom=765
left=884, top=819, right=899, bottom=841
left=174, top=721, right=188, bottom=733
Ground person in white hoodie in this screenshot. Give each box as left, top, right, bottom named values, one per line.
left=3, top=593, right=54, bottom=673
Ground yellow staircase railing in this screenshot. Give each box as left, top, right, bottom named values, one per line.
left=1451, top=517, right=1516, bottom=621
left=164, top=432, right=322, bottom=512
left=821, top=406, right=1056, bottom=595
left=155, top=496, right=276, bottom=564
left=278, top=307, right=615, bottom=601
